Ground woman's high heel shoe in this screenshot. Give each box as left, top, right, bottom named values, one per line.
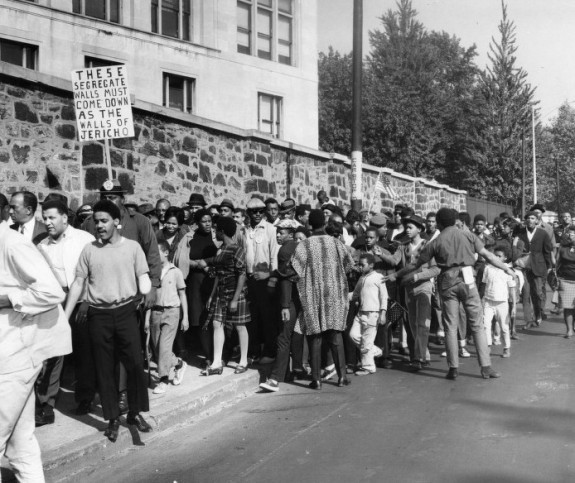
left=204, top=365, right=223, bottom=376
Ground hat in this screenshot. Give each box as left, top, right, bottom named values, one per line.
left=138, top=203, right=155, bottom=216
left=77, top=204, right=93, bottom=216
left=246, top=197, right=266, bottom=210
left=99, top=179, right=125, bottom=195
left=276, top=219, right=300, bottom=230
left=42, top=192, right=69, bottom=207
left=124, top=202, right=139, bottom=211
left=525, top=210, right=538, bottom=219
left=188, top=193, right=207, bottom=207
left=280, top=198, right=297, bottom=214
left=370, top=214, right=387, bottom=227
left=359, top=208, right=369, bottom=215
left=219, top=198, right=235, bottom=210
left=301, top=203, right=312, bottom=212
left=530, top=203, right=545, bottom=213
left=322, top=203, right=337, bottom=214
left=402, top=214, right=425, bottom=230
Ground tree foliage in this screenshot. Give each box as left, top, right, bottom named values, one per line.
left=318, top=0, right=540, bottom=208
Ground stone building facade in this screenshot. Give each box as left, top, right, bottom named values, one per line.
left=0, top=67, right=467, bottom=214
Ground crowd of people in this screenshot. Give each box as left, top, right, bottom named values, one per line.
left=0, top=181, right=568, bottom=481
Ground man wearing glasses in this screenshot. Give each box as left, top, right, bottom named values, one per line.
left=244, top=197, right=280, bottom=364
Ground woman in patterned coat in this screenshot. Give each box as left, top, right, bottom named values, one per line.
left=290, top=210, right=354, bottom=389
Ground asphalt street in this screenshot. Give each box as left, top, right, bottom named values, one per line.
left=68, top=314, right=575, bottom=483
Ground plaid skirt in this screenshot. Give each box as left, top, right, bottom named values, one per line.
left=558, top=278, right=575, bottom=309
left=209, top=289, right=251, bottom=326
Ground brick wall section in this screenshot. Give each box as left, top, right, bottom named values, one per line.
left=0, top=73, right=467, bottom=213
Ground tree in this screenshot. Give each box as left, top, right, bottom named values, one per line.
left=537, top=103, right=575, bottom=213
left=469, top=0, right=537, bottom=207
left=317, top=0, right=483, bottom=183
left=317, top=48, right=354, bottom=155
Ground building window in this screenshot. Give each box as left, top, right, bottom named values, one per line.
left=73, top=0, right=120, bottom=23
left=84, top=56, right=122, bottom=68
left=151, top=0, right=191, bottom=41
left=163, top=73, right=194, bottom=114
left=0, top=38, right=37, bottom=70
left=237, top=0, right=293, bottom=65
left=258, top=93, right=282, bottom=138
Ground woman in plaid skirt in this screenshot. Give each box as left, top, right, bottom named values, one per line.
left=196, top=217, right=250, bottom=375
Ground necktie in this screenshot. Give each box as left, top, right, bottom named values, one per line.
left=19, top=225, right=24, bottom=235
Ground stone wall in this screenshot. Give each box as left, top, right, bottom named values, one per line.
left=0, top=70, right=467, bottom=214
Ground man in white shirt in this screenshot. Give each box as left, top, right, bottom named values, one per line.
left=9, top=191, right=47, bottom=245
left=0, top=194, right=10, bottom=225
left=37, top=199, right=96, bottom=422
left=0, top=220, right=71, bottom=482
left=244, top=197, right=280, bottom=363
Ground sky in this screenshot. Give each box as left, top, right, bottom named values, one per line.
left=317, top=0, right=575, bottom=124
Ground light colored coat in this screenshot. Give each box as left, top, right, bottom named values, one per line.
left=0, top=222, right=71, bottom=374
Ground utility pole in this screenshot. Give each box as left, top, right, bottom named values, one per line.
left=350, top=0, right=363, bottom=212
left=521, top=129, right=526, bottom=218
left=532, top=106, right=537, bottom=204
left=556, top=156, right=560, bottom=214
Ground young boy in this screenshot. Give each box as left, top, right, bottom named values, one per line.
left=482, top=245, right=517, bottom=358
left=149, top=240, right=189, bottom=394
left=64, top=200, right=152, bottom=442
left=349, top=253, right=388, bottom=375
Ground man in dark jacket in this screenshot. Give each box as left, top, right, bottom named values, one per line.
left=516, top=211, right=554, bottom=327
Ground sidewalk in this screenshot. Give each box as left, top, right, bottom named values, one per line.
left=1, top=357, right=261, bottom=482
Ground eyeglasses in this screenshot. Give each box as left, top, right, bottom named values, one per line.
left=249, top=209, right=265, bottom=215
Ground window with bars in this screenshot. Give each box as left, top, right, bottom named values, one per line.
left=0, top=38, right=37, bottom=70
left=151, top=0, right=191, bottom=41
left=163, top=73, right=194, bottom=114
left=258, top=93, right=282, bottom=138
left=237, top=0, right=293, bottom=65
left=84, top=56, right=122, bottom=68
left=72, top=0, right=120, bottom=23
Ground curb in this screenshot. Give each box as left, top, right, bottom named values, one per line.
left=43, top=369, right=261, bottom=481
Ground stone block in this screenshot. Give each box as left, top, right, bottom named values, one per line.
left=12, top=144, right=30, bottom=163
left=113, top=138, right=133, bottom=150
left=244, top=179, right=258, bottom=193
left=176, top=153, right=189, bottom=166
left=82, top=143, right=104, bottom=165
left=159, top=144, right=174, bottom=159
left=255, top=154, right=268, bottom=165
left=118, top=173, right=134, bottom=194
left=182, top=136, right=197, bottom=152
left=7, top=87, right=26, bottom=98
left=161, top=181, right=176, bottom=193
left=244, top=152, right=255, bottom=163
left=155, top=160, right=167, bottom=176
left=139, top=142, right=158, bottom=156
left=14, top=102, right=38, bottom=123
left=85, top=167, right=109, bottom=190
left=199, top=163, right=212, bottom=183
left=56, top=123, right=76, bottom=140
left=61, top=105, right=76, bottom=121
left=213, top=173, right=226, bottom=187
left=26, top=170, right=38, bottom=183
left=0, top=151, right=9, bottom=163
left=228, top=176, right=241, bottom=191
left=153, top=129, right=166, bottom=143
left=258, top=179, right=269, bottom=193
left=110, top=150, right=124, bottom=167
left=200, top=149, right=214, bottom=164
left=248, top=164, right=263, bottom=177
